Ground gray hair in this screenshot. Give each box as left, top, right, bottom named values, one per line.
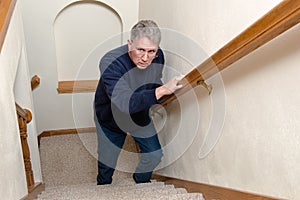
left=130, top=20, right=161, bottom=46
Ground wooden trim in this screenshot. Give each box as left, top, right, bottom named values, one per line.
left=31, top=75, right=40, bottom=91
left=57, top=80, right=98, bottom=94
left=16, top=103, right=35, bottom=192
left=16, top=103, right=32, bottom=123
left=38, top=127, right=96, bottom=145
left=39, top=127, right=96, bottom=137
left=16, top=102, right=27, bottom=119
left=161, top=0, right=300, bottom=106
left=21, top=182, right=45, bottom=200
left=152, top=174, right=284, bottom=200
left=38, top=127, right=140, bottom=153
left=0, top=0, right=17, bottom=53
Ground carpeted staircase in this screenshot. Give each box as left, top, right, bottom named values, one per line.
left=37, top=133, right=204, bottom=200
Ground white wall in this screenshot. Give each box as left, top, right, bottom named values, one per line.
left=0, top=2, right=41, bottom=199
left=13, top=45, right=43, bottom=184
left=54, top=1, right=122, bottom=81
left=140, top=0, right=300, bottom=199
left=20, top=0, right=139, bottom=133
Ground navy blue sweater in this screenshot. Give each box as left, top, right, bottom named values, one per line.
left=94, top=45, right=164, bottom=133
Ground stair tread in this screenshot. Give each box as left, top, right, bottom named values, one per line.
left=37, top=193, right=203, bottom=200
left=38, top=133, right=204, bottom=200
left=38, top=184, right=179, bottom=197
left=44, top=181, right=165, bottom=191
left=37, top=186, right=203, bottom=200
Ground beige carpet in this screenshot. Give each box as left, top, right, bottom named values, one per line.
left=38, top=133, right=204, bottom=199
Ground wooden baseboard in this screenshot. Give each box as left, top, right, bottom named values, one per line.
left=38, top=127, right=96, bottom=146
left=152, top=174, right=283, bottom=200
left=38, top=127, right=140, bottom=152
left=21, top=182, right=45, bottom=200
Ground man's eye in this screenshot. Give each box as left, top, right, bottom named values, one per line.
left=137, top=48, right=145, bottom=52
left=149, top=50, right=156, bottom=54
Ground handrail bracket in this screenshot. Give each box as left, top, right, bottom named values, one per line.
left=197, top=80, right=212, bottom=95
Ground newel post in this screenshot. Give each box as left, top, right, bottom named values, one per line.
left=16, top=104, right=35, bottom=192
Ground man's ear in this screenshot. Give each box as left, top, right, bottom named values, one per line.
left=127, top=39, right=132, bottom=50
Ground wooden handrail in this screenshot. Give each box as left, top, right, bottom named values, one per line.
left=161, top=0, right=300, bottom=106
left=0, top=0, right=17, bottom=53
left=31, top=75, right=40, bottom=91
left=16, top=103, right=35, bottom=192
left=16, top=103, right=27, bottom=119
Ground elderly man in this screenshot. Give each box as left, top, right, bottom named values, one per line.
left=94, top=20, right=182, bottom=185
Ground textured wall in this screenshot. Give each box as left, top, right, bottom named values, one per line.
left=0, top=2, right=31, bottom=199
left=140, top=0, right=300, bottom=199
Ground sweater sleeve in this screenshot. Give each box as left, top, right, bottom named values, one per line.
left=100, top=58, right=160, bottom=114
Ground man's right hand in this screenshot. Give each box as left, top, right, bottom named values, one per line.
left=155, top=75, right=183, bottom=100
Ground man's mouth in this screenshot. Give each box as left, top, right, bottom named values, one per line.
left=138, top=62, right=149, bottom=67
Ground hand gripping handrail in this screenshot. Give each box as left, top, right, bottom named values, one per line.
left=161, top=0, right=300, bottom=106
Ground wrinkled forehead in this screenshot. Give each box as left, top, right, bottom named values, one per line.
left=132, top=37, right=158, bottom=49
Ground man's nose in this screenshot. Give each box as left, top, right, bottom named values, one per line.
left=141, top=52, right=149, bottom=61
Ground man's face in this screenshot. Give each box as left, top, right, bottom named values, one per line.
left=128, top=37, right=158, bottom=70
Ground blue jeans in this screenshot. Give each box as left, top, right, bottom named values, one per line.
left=94, top=113, right=163, bottom=185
